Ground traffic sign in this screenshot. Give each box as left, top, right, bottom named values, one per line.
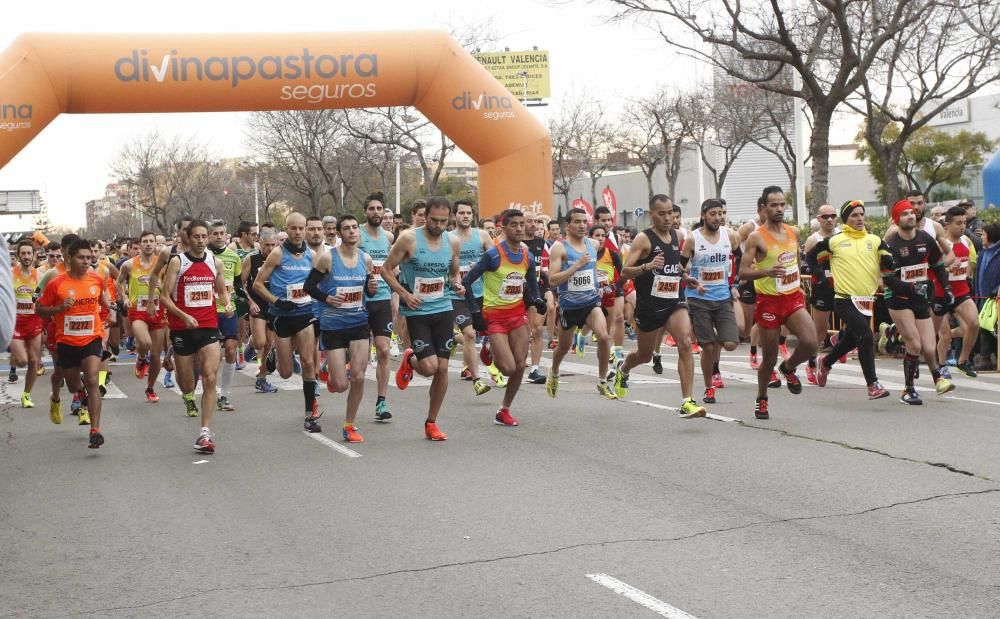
left=633, top=207, right=645, bottom=218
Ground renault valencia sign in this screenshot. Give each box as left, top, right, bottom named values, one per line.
left=472, top=50, right=550, bottom=100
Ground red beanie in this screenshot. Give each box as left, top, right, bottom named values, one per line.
left=892, top=199, right=914, bottom=225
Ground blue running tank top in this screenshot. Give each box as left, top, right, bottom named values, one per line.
left=268, top=244, right=314, bottom=317
left=318, top=248, right=369, bottom=331
left=454, top=228, right=485, bottom=299
left=359, top=226, right=391, bottom=302
left=556, top=239, right=600, bottom=310
left=687, top=228, right=733, bottom=302
left=400, top=229, right=454, bottom=317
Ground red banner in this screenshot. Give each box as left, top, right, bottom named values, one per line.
left=572, top=198, right=594, bottom=224
left=601, top=186, right=617, bottom=220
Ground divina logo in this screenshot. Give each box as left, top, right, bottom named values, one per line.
left=0, top=103, right=32, bottom=132
left=114, top=49, right=379, bottom=88
left=452, top=91, right=516, bottom=121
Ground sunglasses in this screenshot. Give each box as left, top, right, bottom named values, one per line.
left=818, top=214, right=837, bottom=220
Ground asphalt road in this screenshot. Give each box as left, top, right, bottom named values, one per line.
left=2, top=341, right=1000, bottom=618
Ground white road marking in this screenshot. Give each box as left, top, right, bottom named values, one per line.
left=586, top=574, right=698, bottom=618
left=304, top=431, right=362, bottom=458
left=944, top=395, right=1000, bottom=406
left=100, top=382, right=128, bottom=399
left=630, top=399, right=738, bottom=423
left=192, top=460, right=210, bottom=464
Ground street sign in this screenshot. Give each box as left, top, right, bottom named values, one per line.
left=633, top=207, right=645, bottom=218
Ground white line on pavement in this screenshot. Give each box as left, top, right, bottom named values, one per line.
left=586, top=574, right=698, bottom=618
left=193, top=460, right=210, bottom=464
left=944, top=395, right=1000, bottom=406
left=303, top=431, right=362, bottom=458
left=630, top=399, right=738, bottom=423
left=100, top=382, right=128, bottom=399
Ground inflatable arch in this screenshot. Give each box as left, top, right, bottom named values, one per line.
left=0, top=32, right=552, bottom=219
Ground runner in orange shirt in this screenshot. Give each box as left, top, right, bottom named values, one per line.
left=36, top=239, right=111, bottom=448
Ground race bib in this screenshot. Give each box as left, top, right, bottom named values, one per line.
left=775, top=269, right=801, bottom=293
left=651, top=275, right=680, bottom=299
left=64, top=314, right=95, bottom=336
left=415, top=276, right=445, bottom=300
left=699, top=266, right=726, bottom=285
left=135, top=297, right=160, bottom=314
left=184, top=283, right=214, bottom=308
left=459, top=264, right=471, bottom=280
left=900, top=263, right=927, bottom=283
left=568, top=269, right=594, bottom=292
left=852, top=295, right=875, bottom=317
left=499, top=272, right=524, bottom=302
left=338, top=285, right=364, bottom=309
left=597, top=270, right=610, bottom=289
left=372, top=260, right=384, bottom=281
left=949, top=259, right=968, bottom=282
left=287, top=282, right=310, bottom=305
left=16, top=300, right=34, bottom=315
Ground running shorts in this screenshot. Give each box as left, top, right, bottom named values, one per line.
left=406, top=311, right=456, bottom=360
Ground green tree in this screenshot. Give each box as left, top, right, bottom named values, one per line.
left=857, top=124, right=996, bottom=202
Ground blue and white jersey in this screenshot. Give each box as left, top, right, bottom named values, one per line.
left=318, top=249, right=368, bottom=331
left=400, top=229, right=454, bottom=317
left=268, top=244, right=314, bottom=317
left=687, top=228, right=733, bottom=302
left=453, top=228, right=485, bottom=300
left=359, top=226, right=391, bottom=302
left=555, top=239, right=600, bottom=310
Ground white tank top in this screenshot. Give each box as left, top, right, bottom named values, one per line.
left=921, top=217, right=936, bottom=237
left=740, top=220, right=761, bottom=252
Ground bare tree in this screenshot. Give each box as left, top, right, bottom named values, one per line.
left=686, top=86, right=763, bottom=198
left=549, top=109, right=584, bottom=215
left=635, top=87, right=695, bottom=200
left=615, top=99, right=664, bottom=199
left=603, top=0, right=940, bottom=208
left=572, top=99, right=613, bottom=205
left=850, top=2, right=1000, bottom=204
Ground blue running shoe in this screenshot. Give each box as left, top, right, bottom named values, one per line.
left=255, top=377, right=278, bottom=393
left=163, top=371, right=175, bottom=389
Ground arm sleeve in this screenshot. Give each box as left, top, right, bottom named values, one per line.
left=462, top=249, right=500, bottom=310
left=879, top=243, right=907, bottom=296
left=611, top=251, right=624, bottom=294
left=0, top=236, right=15, bottom=349
left=806, top=238, right=831, bottom=284
left=304, top=268, right=328, bottom=303
left=525, top=252, right=541, bottom=301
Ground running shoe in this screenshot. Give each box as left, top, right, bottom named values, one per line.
left=488, top=363, right=508, bottom=387
left=651, top=354, right=663, bottom=375
left=98, top=384, right=107, bottom=398
left=900, top=388, right=923, bottom=405
left=805, top=364, right=817, bottom=385
left=679, top=398, right=707, bottom=419
left=7, top=367, right=16, bottom=382
left=245, top=345, right=257, bottom=362
left=292, top=355, right=302, bottom=375
left=779, top=343, right=791, bottom=361
left=193, top=431, right=215, bottom=453
left=70, top=394, right=82, bottom=415
left=480, top=343, right=493, bottom=366
left=703, top=387, right=716, bottom=404
left=265, top=349, right=277, bottom=374
left=424, top=421, right=448, bottom=441
left=318, top=360, right=329, bottom=383
left=692, top=342, right=702, bottom=355
left=88, top=429, right=105, bottom=449
left=389, top=337, right=401, bottom=358
left=236, top=348, right=246, bottom=371
left=754, top=396, right=769, bottom=420
left=527, top=369, right=546, bottom=384
left=957, top=359, right=978, bottom=378
left=184, top=398, right=199, bottom=418
left=574, top=330, right=585, bottom=357
left=546, top=368, right=559, bottom=398
left=935, top=377, right=956, bottom=395
left=625, top=323, right=636, bottom=340
left=937, top=365, right=952, bottom=380
left=778, top=362, right=802, bottom=395
left=613, top=361, right=629, bottom=399
left=867, top=381, right=890, bottom=400
left=494, top=407, right=520, bottom=427
left=304, top=412, right=323, bottom=433
left=664, top=334, right=676, bottom=347
left=163, top=371, right=175, bottom=389
left=768, top=371, right=781, bottom=389
left=395, top=348, right=414, bottom=390
left=145, top=388, right=159, bottom=403
left=49, top=399, right=62, bottom=424
left=133, top=357, right=146, bottom=379
left=829, top=332, right=849, bottom=364
left=816, top=359, right=831, bottom=387
left=374, top=399, right=392, bottom=422
left=217, top=396, right=235, bottom=412
left=473, top=378, right=492, bottom=396
left=547, top=339, right=557, bottom=350
left=711, top=372, right=724, bottom=389
left=369, top=344, right=377, bottom=364
left=597, top=382, right=618, bottom=400
left=461, top=366, right=474, bottom=380
left=342, top=424, right=364, bottom=443
left=78, top=409, right=91, bottom=426
left=36, top=366, right=45, bottom=376
left=21, top=393, right=34, bottom=409
left=750, top=352, right=760, bottom=370
left=124, top=335, right=135, bottom=352
left=255, top=377, right=279, bottom=393
left=877, top=323, right=890, bottom=355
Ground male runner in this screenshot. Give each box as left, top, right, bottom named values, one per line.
left=381, top=197, right=464, bottom=441
left=305, top=215, right=378, bottom=443
left=160, top=220, right=231, bottom=453
left=546, top=208, right=618, bottom=401
left=611, top=196, right=706, bottom=418
left=738, top=187, right=818, bottom=419
left=595, top=206, right=627, bottom=364
left=885, top=189, right=952, bottom=259
left=523, top=210, right=550, bottom=384
left=463, top=208, right=546, bottom=426
left=450, top=199, right=495, bottom=395
left=807, top=200, right=895, bottom=400
left=322, top=215, right=340, bottom=249
left=254, top=213, right=321, bottom=432
left=10, top=240, right=42, bottom=407
left=932, top=206, right=980, bottom=378
left=737, top=212, right=765, bottom=368
left=147, top=216, right=193, bottom=390
left=306, top=215, right=328, bottom=380
left=358, top=192, right=397, bottom=421
left=683, top=199, right=741, bottom=404
left=229, top=220, right=259, bottom=366
left=36, top=234, right=77, bottom=421
left=209, top=221, right=243, bottom=412
left=117, top=231, right=166, bottom=402
left=802, top=204, right=839, bottom=384
left=883, top=200, right=955, bottom=403
left=36, top=239, right=110, bottom=447
left=242, top=229, right=279, bottom=393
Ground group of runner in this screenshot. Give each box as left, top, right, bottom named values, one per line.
left=7, top=185, right=986, bottom=452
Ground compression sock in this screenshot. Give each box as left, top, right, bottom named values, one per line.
left=220, top=361, right=235, bottom=397
left=903, top=353, right=920, bottom=387
left=304, top=379, right=317, bottom=415
left=750, top=346, right=758, bottom=355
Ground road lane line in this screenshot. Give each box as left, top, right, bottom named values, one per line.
left=304, top=431, right=362, bottom=458
left=586, top=573, right=698, bottom=618
left=944, top=395, right=1000, bottom=406
left=630, top=400, right=738, bottom=423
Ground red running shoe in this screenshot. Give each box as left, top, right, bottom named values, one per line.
left=145, top=387, right=159, bottom=403
left=664, top=334, right=677, bottom=347
left=494, top=407, right=520, bottom=427
left=480, top=344, right=493, bottom=366
left=779, top=343, right=791, bottom=361
left=703, top=387, right=717, bottom=404
left=691, top=342, right=702, bottom=354
left=750, top=352, right=760, bottom=370
left=134, top=357, right=147, bottom=379
left=754, top=396, right=769, bottom=420
left=867, top=381, right=890, bottom=400
left=768, top=371, right=781, bottom=388
left=816, top=359, right=831, bottom=387
left=711, top=372, right=724, bottom=389
left=395, top=348, right=415, bottom=390
left=805, top=364, right=817, bottom=385
left=425, top=421, right=448, bottom=441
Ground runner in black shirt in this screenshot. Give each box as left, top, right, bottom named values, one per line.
left=241, top=229, right=279, bottom=393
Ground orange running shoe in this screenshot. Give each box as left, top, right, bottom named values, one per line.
left=664, top=334, right=677, bottom=347
left=691, top=342, right=702, bottom=354
left=395, top=348, right=415, bottom=390
left=424, top=421, right=448, bottom=441
left=342, top=424, right=364, bottom=443
left=779, top=343, right=791, bottom=361
left=145, top=387, right=159, bottom=403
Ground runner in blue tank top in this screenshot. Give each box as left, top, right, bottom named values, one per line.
left=380, top=197, right=464, bottom=441
left=305, top=214, right=378, bottom=444
left=359, top=193, right=396, bottom=422
left=252, top=212, right=322, bottom=433
left=546, top=207, right=617, bottom=400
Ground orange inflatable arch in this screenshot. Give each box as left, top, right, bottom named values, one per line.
left=0, top=31, right=552, bottom=219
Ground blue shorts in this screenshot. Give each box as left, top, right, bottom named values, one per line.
left=217, top=312, right=239, bottom=340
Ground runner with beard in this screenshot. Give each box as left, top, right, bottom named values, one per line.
left=209, top=221, right=242, bottom=412
left=802, top=204, right=839, bottom=384
left=306, top=215, right=328, bottom=386
left=449, top=199, right=494, bottom=396
left=883, top=200, right=955, bottom=404
left=146, top=216, right=193, bottom=391
left=160, top=220, right=232, bottom=453
left=242, top=229, right=279, bottom=394
left=358, top=193, right=397, bottom=421
left=117, top=231, right=166, bottom=402
left=229, top=220, right=258, bottom=368
left=931, top=206, right=980, bottom=378
left=885, top=189, right=953, bottom=260
left=10, top=240, right=42, bottom=408
left=595, top=206, right=626, bottom=365
left=381, top=197, right=464, bottom=441
left=462, top=208, right=546, bottom=427
left=35, top=234, right=75, bottom=423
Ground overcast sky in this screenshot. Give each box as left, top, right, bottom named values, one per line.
left=0, top=0, right=853, bottom=228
